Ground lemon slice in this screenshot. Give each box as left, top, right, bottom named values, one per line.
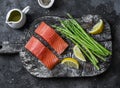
left=61, top=58, right=79, bottom=69
left=73, top=45, right=86, bottom=62
left=89, top=19, right=104, bottom=34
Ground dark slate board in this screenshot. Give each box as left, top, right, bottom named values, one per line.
left=19, top=15, right=112, bottom=78
left=0, top=22, right=29, bottom=54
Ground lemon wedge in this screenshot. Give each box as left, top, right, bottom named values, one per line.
left=89, top=19, right=104, bottom=34
left=61, top=58, right=79, bottom=69
left=73, top=45, right=86, bottom=62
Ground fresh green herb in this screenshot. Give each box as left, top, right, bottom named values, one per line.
left=53, top=14, right=112, bottom=70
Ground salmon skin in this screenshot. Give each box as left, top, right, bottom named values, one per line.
left=35, top=22, right=68, bottom=55
left=25, top=36, right=59, bottom=70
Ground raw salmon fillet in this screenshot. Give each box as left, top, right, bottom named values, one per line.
left=35, top=22, right=68, bottom=55
left=25, top=36, right=59, bottom=70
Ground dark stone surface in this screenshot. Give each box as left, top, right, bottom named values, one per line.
left=20, top=15, right=112, bottom=78
left=0, top=0, right=120, bottom=88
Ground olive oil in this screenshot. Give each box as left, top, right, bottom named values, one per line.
left=8, top=10, right=21, bottom=22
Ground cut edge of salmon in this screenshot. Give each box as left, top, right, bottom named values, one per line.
left=35, top=22, right=68, bottom=55
left=25, top=36, right=60, bottom=70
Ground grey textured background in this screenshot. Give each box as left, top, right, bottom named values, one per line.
left=0, top=0, right=120, bottom=88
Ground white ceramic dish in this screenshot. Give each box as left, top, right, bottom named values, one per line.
left=38, top=0, right=55, bottom=8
